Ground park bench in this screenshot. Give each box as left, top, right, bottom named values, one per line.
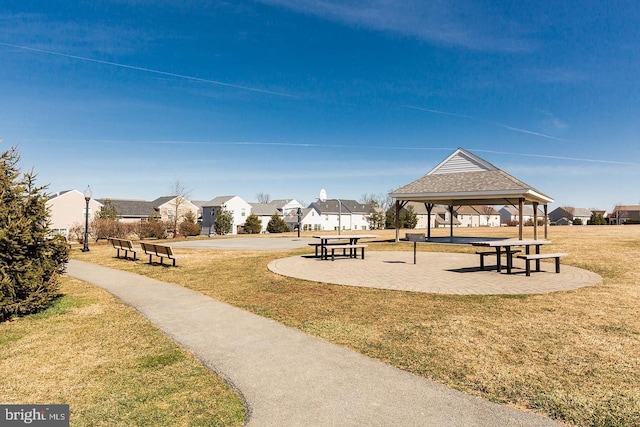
left=476, top=249, right=521, bottom=271
left=516, top=253, right=567, bottom=276
left=140, top=242, right=177, bottom=267
left=108, top=237, right=138, bottom=261
left=323, top=244, right=367, bottom=261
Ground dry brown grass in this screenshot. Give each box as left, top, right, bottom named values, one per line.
left=71, top=226, right=640, bottom=427
left=0, top=276, right=245, bottom=426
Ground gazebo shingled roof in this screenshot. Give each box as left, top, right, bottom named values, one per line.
left=389, top=148, right=554, bottom=241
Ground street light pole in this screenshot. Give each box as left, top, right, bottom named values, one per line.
left=82, top=185, right=92, bottom=252
left=297, top=207, right=302, bottom=238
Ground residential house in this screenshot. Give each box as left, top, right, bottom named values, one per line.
left=297, top=206, right=324, bottom=232
left=307, top=199, right=372, bottom=231
left=404, top=202, right=457, bottom=229
left=269, top=199, right=304, bottom=216
left=150, top=196, right=199, bottom=224
left=248, top=202, right=280, bottom=233
left=455, top=205, right=501, bottom=227
left=249, top=199, right=305, bottom=233
left=201, top=196, right=252, bottom=235
left=608, top=205, right=640, bottom=224
left=46, top=189, right=103, bottom=238
left=549, top=207, right=592, bottom=225
left=95, top=199, right=154, bottom=223
left=499, top=205, right=546, bottom=226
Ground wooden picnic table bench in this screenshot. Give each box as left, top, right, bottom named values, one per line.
left=475, top=249, right=521, bottom=271
left=140, top=242, right=177, bottom=266
left=323, top=244, right=367, bottom=261
left=308, top=241, right=350, bottom=257
left=108, top=237, right=138, bottom=260
left=517, top=253, right=567, bottom=276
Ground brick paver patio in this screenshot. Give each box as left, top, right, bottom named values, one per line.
left=268, top=251, right=601, bottom=295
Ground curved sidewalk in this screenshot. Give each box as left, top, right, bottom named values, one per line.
left=66, top=259, right=562, bottom=427
left=269, top=251, right=600, bottom=295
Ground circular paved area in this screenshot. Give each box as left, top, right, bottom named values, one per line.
left=268, top=251, right=601, bottom=295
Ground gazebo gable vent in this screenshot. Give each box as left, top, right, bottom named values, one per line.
left=428, top=148, right=498, bottom=175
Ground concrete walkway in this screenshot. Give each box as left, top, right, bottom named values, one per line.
left=66, top=259, right=562, bottom=426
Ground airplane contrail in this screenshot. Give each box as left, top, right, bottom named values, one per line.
left=404, top=105, right=568, bottom=142
left=23, top=138, right=638, bottom=165
left=0, top=42, right=299, bottom=98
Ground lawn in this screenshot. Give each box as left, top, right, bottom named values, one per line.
left=68, top=225, right=640, bottom=426
left=0, top=276, right=246, bottom=426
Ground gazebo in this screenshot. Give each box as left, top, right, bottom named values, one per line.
left=389, top=148, right=554, bottom=242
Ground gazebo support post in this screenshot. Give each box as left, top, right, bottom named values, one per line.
left=395, top=200, right=400, bottom=242
left=448, top=205, right=454, bottom=241
left=544, top=204, right=549, bottom=239
left=533, top=202, right=539, bottom=240
left=518, top=198, right=524, bottom=240
left=425, top=203, right=433, bottom=240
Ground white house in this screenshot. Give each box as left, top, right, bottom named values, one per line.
left=455, top=205, right=501, bottom=227
left=269, top=199, right=304, bottom=216
left=248, top=203, right=280, bottom=233
left=307, top=199, right=372, bottom=231
left=46, top=189, right=103, bottom=238
left=201, top=195, right=252, bottom=235
left=499, top=205, right=546, bottom=226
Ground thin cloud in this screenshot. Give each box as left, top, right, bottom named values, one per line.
left=471, top=149, right=640, bottom=166
left=24, top=138, right=638, bottom=166
left=259, top=0, right=532, bottom=52
left=0, top=42, right=300, bottom=98
left=404, top=105, right=568, bottom=142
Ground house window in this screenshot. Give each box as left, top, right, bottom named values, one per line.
left=241, top=208, right=246, bottom=217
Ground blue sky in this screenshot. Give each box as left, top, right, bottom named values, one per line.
left=1, top=1, right=639, bottom=210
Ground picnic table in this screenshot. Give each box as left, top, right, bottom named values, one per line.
left=470, top=238, right=552, bottom=274
left=312, top=234, right=377, bottom=260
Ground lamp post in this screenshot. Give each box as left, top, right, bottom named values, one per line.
left=297, top=207, right=302, bottom=238
left=82, top=185, right=92, bottom=252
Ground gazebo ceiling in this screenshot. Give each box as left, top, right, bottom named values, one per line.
left=389, top=148, right=554, bottom=206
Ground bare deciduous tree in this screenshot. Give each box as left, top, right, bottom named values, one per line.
left=168, top=179, right=192, bottom=238
left=256, top=192, right=271, bottom=203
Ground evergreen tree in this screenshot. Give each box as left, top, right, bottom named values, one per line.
left=267, top=214, right=290, bottom=233
left=214, top=206, right=234, bottom=235
left=178, top=211, right=201, bottom=236
left=95, top=199, right=119, bottom=220
left=244, top=213, right=262, bottom=234
left=0, top=146, right=68, bottom=321
left=385, top=205, right=418, bottom=229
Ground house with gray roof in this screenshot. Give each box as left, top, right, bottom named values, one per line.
left=307, top=199, right=373, bottom=231
left=548, top=206, right=592, bottom=225
left=201, top=195, right=252, bottom=235
left=608, top=205, right=640, bottom=225
left=499, top=205, right=547, bottom=226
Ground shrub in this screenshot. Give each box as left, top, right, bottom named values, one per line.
left=266, top=214, right=290, bottom=233
left=0, top=146, right=69, bottom=321
left=244, top=214, right=262, bottom=234
left=178, top=211, right=200, bottom=236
